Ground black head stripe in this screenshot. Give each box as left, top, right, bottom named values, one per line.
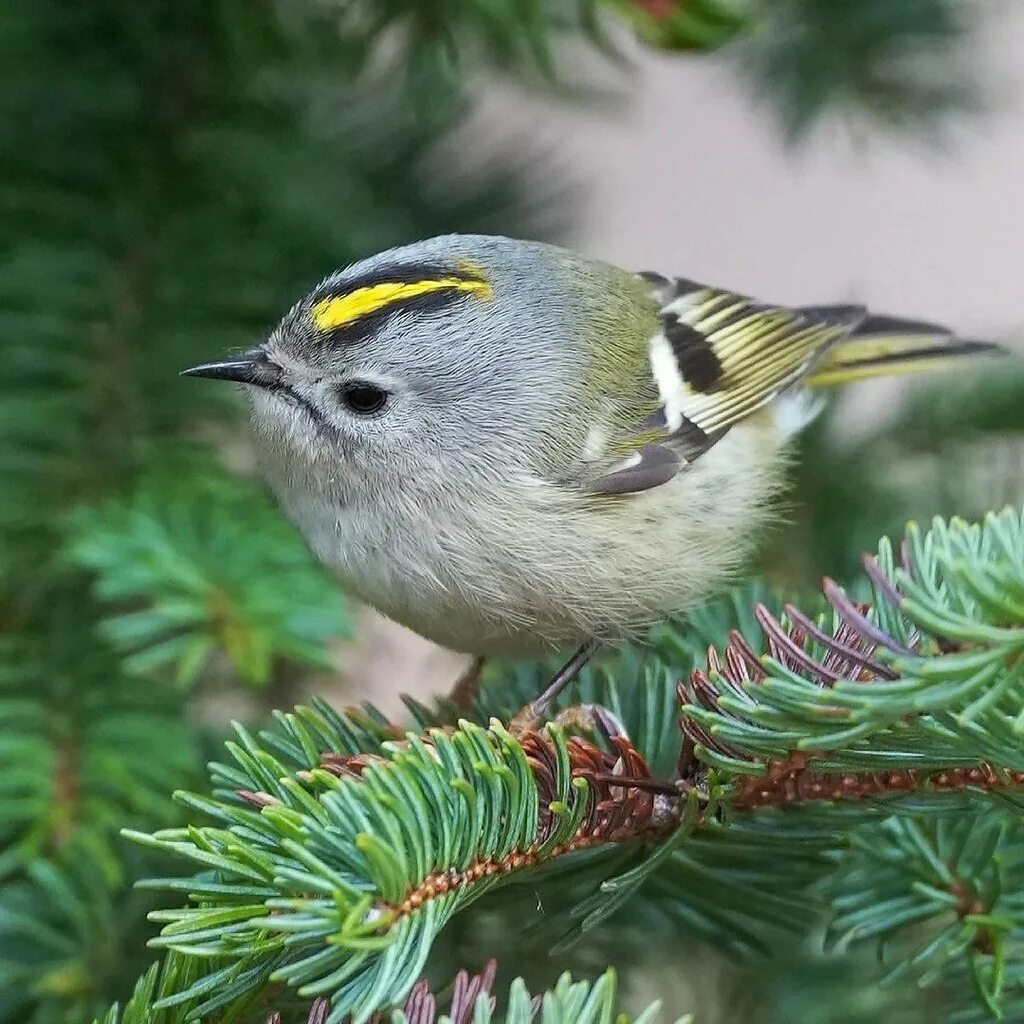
left=662, top=314, right=724, bottom=392
left=309, top=261, right=488, bottom=345
left=311, top=262, right=470, bottom=303
left=323, top=288, right=470, bottom=347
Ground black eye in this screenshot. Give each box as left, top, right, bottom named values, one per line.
left=337, top=381, right=389, bottom=416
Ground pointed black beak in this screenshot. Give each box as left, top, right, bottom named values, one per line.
left=180, top=349, right=282, bottom=389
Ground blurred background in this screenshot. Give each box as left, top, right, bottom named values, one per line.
left=1, top=1, right=1022, bottom=1022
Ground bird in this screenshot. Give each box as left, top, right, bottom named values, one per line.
left=182, top=234, right=1003, bottom=702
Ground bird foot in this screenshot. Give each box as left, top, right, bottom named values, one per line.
left=508, top=640, right=601, bottom=735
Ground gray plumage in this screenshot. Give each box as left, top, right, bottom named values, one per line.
left=183, top=234, right=1002, bottom=657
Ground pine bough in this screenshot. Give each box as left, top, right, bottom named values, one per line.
left=107, top=508, right=1024, bottom=1022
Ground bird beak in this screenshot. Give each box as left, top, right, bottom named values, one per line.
left=180, top=347, right=281, bottom=389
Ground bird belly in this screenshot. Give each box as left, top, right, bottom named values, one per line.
left=300, top=422, right=788, bottom=658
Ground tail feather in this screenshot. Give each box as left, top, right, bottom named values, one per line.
left=806, top=314, right=1004, bottom=389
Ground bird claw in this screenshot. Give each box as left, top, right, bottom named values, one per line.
left=546, top=703, right=628, bottom=741
left=511, top=697, right=631, bottom=751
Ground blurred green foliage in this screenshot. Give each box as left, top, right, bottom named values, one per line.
left=0, top=0, right=1018, bottom=1022
left=66, top=448, right=348, bottom=687
left=0, top=0, right=551, bottom=1016
left=738, top=0, right=979, bottom=140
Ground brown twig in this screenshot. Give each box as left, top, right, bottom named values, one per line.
left=316, top=727, right=677, bottom=918
left=240, top=562, right=1024, bottom=935
left=731, top=754, right=1024, bottom=812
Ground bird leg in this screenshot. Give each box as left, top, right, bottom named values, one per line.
left=509, top=645, right=694, bottom=820
left=509, top=639, right=602, bottom=734
left=446, top=655, right=486, bottom=711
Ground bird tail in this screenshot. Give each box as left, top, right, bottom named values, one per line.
left=805, top=313, right=1005, bottom=389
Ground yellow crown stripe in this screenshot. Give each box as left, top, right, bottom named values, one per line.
left=312, top=275, right=492, bottom=332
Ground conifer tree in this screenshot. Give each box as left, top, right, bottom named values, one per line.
left=1, top=2, right=1020, bottom=1023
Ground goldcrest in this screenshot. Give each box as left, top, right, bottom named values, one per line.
left=184, top=234, right=1002, bottom=659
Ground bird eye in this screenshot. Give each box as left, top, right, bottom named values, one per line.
left=336, top=381, right=389, bottom=416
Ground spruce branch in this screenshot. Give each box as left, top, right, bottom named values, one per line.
left=125, top=709, right=680, bottom=1022
left=95, top=954, right=677, bottom=1024
left=126, top=508, right=1024, bottom=1019
left=0, top=603, right=198, bottom=878
left=668, top=508, right=1024, bottom=1006
left=319, top=0, right=988, bottom=139
left=0, top=597, right=201, bottom=1021
left=326, top=0, right=611, bottom=100
left=824, top=812, right=1022, bottom=1008
left=0, top=848, right=171, bottom=1024
left=682, top=508, right=1024, bottom=779
left=735, top=0, right=981, bottom=141
left=65, top=448, right=351, bottom=687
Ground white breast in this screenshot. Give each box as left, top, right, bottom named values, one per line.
left=259, top=420, right=789, bottom=658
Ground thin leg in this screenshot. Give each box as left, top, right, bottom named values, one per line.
left=447, top=656, right=485, bottom=710
left=510, top=639, right=601, bottom=733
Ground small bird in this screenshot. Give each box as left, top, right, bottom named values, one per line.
left=183, top=234, right=1002, bottom=688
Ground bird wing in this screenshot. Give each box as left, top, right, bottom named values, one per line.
left=581, top=273, right=1001, bottom=497
left=639, top=273, right=865, bottom=435
left=581, top=274, right=863, bottom=495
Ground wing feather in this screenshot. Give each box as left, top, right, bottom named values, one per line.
left=578, top=272, right=1001, bottom=497
left=656, top=280, right=864, bottom=434
left=579, top=277, right=849, bottom=495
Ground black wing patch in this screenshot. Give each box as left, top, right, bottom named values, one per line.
left=644, top=274, right=867, bottom=437
left=662, top=316, right=723, bottom=393
left=583, top=418, right=729, bottom=495
left=579, top=273, right=870, bottom=498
